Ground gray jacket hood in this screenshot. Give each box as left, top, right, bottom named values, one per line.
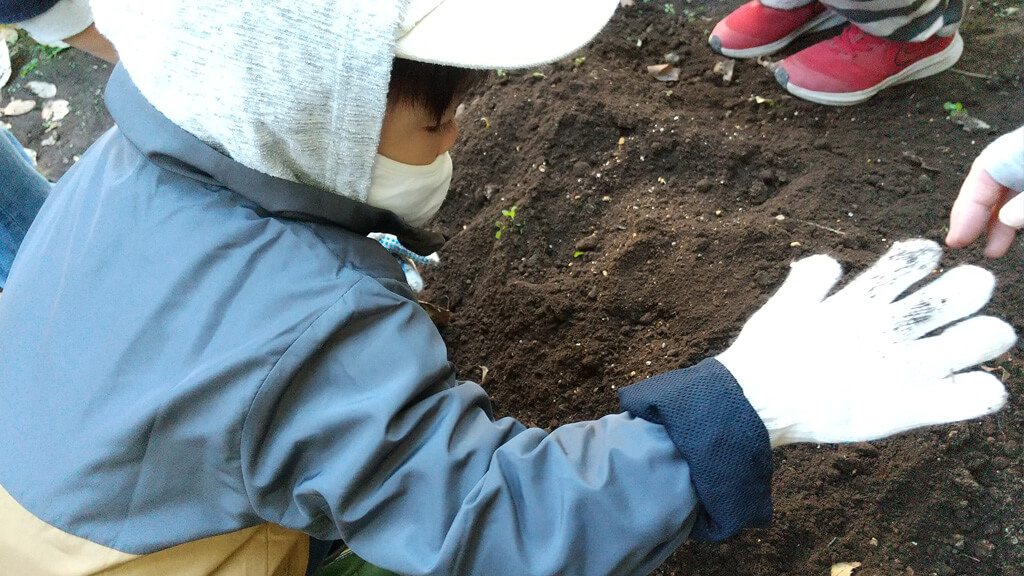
left=105, top=63, right=444, bottom=255
left=91, top=0, right=404, bottom=202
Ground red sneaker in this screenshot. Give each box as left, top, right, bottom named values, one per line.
left=775, top=26, right=964, bottom=105
left=709, top=1, right=845, bottom=59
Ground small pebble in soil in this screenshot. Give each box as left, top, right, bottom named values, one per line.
left=974, top=539, right=996, bottom=557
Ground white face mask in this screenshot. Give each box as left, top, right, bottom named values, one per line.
left=365, top=152, right=453, bottom=226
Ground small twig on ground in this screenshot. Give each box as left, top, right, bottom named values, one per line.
left=826, top=537, right=837, bottom=548
left=793, top=218, right=847, bottom=236
left=949, top=68, right=998, bottom=80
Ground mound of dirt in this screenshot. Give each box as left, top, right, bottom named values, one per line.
left=4, top=2, right=1021, bottom=574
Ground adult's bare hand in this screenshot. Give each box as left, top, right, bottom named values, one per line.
left=946, top=127, right=1023, bottom=258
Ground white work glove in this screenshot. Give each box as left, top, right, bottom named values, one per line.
left=717, top=239, right=1016, bottom=448
left=369, top=233, right=440, bottom=292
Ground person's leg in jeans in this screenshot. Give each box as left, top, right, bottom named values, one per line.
left=0, top=126, right=50, bottom=289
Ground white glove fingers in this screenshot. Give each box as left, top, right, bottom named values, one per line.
left=762, top=254, right=842, bottom=311
left=887, top=265, right=996, bottom=341
left=851, top=371, right=1008, bottom=442
left=835, top=239, right=941, bottom=305
left=900, top=316, right=1017, bottom=378
left=902, top=372, right=1008, bottom=427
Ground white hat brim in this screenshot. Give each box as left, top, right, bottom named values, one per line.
left=394, top=0, right=621, bottom=69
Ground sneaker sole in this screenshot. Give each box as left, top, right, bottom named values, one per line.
left=710, top=11, right=846, bottom=59
left=776, top=32, right=964, bottom=106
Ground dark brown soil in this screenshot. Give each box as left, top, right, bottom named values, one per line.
left=4, top=2, right=1021, bottom=575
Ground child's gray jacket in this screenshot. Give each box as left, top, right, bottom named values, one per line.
left=0, top=65, right=772, bottom=576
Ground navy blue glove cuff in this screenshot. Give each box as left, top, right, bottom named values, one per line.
left=0, top=0, right=60, bottom=23
left=618, top=358, right=772, bottom=541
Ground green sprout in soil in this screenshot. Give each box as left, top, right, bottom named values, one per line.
left=16, top=42, right=69, bottom=76
left=19, top=57, right=39, bottom=76
left=32, top=43, right=67, bottom=58
left=664, top=3, right=675, bottom=14
left=943, top=101, right=964, bottom=114
left=495, top=205, right=520, bottom=239
left=682, top=7, right=704, bottom=22
left=573, top=57, right=586, bottom=70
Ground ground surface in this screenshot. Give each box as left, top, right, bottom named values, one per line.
left=3, top=2, right=1022, bottom=575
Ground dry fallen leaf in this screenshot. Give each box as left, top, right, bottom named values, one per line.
left=2, top=99, right=36, bottom=116
left=41, top=99, right=70, bottom=122
left=949, top=109, right=992, bottom=132
left=647, top=63, right=680, bottom=82
left=830, top=561, right=862, bottom=576
left=713, top=59, right=736, bottom=84
left=0, top=27, right=17, bottom=44
left=26, top=81, right=57, bottom=99
left=901, top=151, right=941, bottom=173
left=418, top=300, right=451, bottom=328
left=980, top=363, right=1011, bottom=382
left=0, top=38, right=10, bottom=89
left=756, top=55, right=779, bottom=71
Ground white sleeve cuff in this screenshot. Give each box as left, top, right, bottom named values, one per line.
left=16, top=0, right=94, bottom=47
left=977, top=126, right=1024, bottom=194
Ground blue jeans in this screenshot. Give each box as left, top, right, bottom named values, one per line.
left=0, top=126, right=50, bottom=288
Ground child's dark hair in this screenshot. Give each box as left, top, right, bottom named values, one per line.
left=387, top=59, right=488, bottom=124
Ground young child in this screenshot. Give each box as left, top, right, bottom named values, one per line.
left=0, top=1, right=1014, bottom=575
left=708, top=0, right=966, bottom=106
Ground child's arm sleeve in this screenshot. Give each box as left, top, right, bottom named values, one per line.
left=5, top=0, right=93, bottom=45
left=0, top=0, right=62, bottom=24
left=240, top=277, right=770, bottom=576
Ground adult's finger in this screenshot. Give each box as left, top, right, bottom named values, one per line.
left=983, top=213, right=1019, bottom=258
left=947, top=167, right=1009, bottom=248
left=997, top=192, right=1023, bottom=228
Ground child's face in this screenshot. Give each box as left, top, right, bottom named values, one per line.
left=377, top=101, right=459, bottom=166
